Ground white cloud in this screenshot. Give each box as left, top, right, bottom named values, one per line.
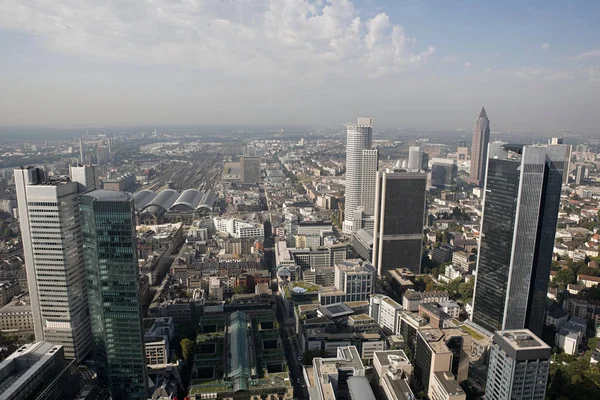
left=485, top=68, right=492, bottom=73
left=464, top=61, right=472, bottom=68
left=585, top=66, right=600, bottom=82
left=541, top=42, right=551, bottom=50
left=0, top=0, right=434, bottom=78
left=441, top=55, right=461, bottom=63
left=509, top=67, right=575, bottom=82
left=574, top=49, right=600, bottom=60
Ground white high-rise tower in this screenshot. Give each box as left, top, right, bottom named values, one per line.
left=14, top=167, right=92, bottom=360
left=343, top=118, right=378, bottom=234
left=407, top=146, right=423, bottom=171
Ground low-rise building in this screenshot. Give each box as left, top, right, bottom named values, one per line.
left=439, top=300, right=460, bottom=319
left=577, top=274, right=600, bottom=288
left=545, top=303, right=568, bottom=330
left=563, top=296, right=600, bottom=326
left=0, top=281, right=21, bottom=307
left=451, top=251, right=475, bottom=274
left=144, top=317, right=175, bottom=365
left=419, top=303, right=451, bottom=328
left=0, top=342, right=80, bottom=400
left=0, top=295, right=33, bottom=335
left=430, top=371, right=466, bottom=400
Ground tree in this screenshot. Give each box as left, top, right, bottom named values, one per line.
left=458, top=279, right=475, bottom=302
left=556, top=268, right=576, bottom=286
left=425, top=280, right=438, bottom=292
left=234, top=285, right=247, bottom=294
left=447, top=278, right=462, bottom=297
left=180, top=338, right=196, bottom=363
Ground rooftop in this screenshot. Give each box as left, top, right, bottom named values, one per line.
left=83, top=189, right=131, bottom=202
left=347, top=376, right=376, bottom=400
left=433, top=371, right=465, bottom=396
left=374, top=350, right=410, bottom=367
left=494, top=329, right=551, bottom=361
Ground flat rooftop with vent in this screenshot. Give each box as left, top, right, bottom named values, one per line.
left=0, top=341, right=72, bottom=399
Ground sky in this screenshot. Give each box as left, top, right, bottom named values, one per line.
left=0, top=0, right=599, bottom=134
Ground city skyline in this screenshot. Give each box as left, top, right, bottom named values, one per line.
left=0, top=1, right=599, bottom=133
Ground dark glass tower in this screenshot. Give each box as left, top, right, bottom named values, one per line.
left=80, top=190, right=148, bottom=399
left=472, top=143, right=568, bottom=336
left=372, top=170, right=427, bottom=276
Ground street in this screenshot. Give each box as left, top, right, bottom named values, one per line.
left=276, top=291, right=309, bottom=399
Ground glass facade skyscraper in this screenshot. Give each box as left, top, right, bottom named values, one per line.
left=80, top=190, right=148, bottom=400
left=472, top=143, right=569, bottom=336
left=372, top=170, right=427, bottom=276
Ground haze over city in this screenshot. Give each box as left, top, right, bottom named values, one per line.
left=2, top=2, right=600, bottom=400
left=1, top=0, right=599, bottom=133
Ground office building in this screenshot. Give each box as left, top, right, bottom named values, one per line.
left=471, top=143, right=569, bottom=336
left=96, top=145, right=110, bottom=165
left=431, top=159, right=458, bottom=189
left=69, top=164, right=99, bottom=193
left=432, top=245, right=453, bottom=264
left=372, top=170, right=426, bottom=276
left=334, top=260, right=376, bottom=301
left=240, top=156, right=261, bottom=183
left=469, top=107, right=490, bottom=186
left=343, top=118, right=378, bottom=234
left=14, top=167, right=92, bottom=360
left=413, top=328, right=470, bottom=398
left=0, top=342, right=80, bottom=400
left=369, top=294, right=403, bottom=334
left=430, top=371, right=466, bottom=400
left=486, top=330, right=551, bottom=400
left=549, top=138, right=571, bottom=184
left=407, top=146, right=423, bottom=171
left=361, top=149, right=379, bottom=215
left=575, top=164, right=587, bottom=185
left=307, top=346, right=374, bottom=400
left=422, top=153, right=430, bottom=172
left=456, top=147, right=469, bottom=161
left=80, top=190, right=148, bottom=399
left=352, top=228, right=374, bottom=262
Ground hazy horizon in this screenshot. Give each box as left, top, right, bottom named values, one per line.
left=1, top=0, right=599, bottom=134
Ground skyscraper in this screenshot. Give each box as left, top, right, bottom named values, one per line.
left=240, top=156, right=261, bottom=184
left=343, top=118, right=378, bottom=234
left=407, top=146, right=423, bottom=171
left=79, top=137, right=84, bottom=164
left=469, top=107, right=490, bottom=186
left=69, top=164, right=99, bottom=193
left=80, top=190, right=148, bottom=399
left=430, top=158, right=458, bottom=189
left=485, top=330, right=551, bottom=400
left=471, top=143, right=569, bottom=336
left=360, top=149, right=379, bottom=215
left=372, top=170, right=427, bottom=276
left=14, top=167, right=92, bottom=360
